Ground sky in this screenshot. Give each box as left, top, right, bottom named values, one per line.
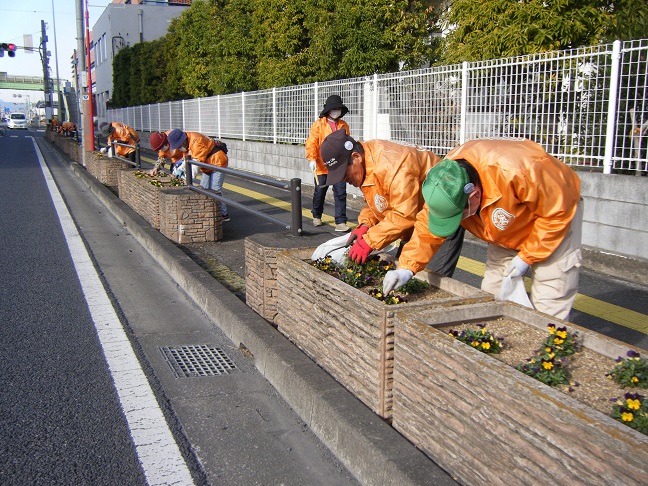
left=0, top=0, right=114, bottom=102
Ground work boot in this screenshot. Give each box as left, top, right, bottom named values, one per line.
left=335, top=223, right=350, bottom=232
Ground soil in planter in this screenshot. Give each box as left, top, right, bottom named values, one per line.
left=438, top=319, right=636, bottom=416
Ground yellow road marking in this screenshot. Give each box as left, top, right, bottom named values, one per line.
left=455, top=257, right=647, bottom=333
left=141, top=156, right=647, bottom=335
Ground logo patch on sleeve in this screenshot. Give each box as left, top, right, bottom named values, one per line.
left=374, top=194, right=388, bottom=212
left=492, top=208, right=515, bottom=230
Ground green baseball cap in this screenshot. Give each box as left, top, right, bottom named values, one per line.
left=422, top=159, right=470, bottom=237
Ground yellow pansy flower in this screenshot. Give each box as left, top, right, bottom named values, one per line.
left=621, top=412, right=634, bottom=422
left=627, top=399, right=641, bottom=410
left=542, top=361, right=554, bottom=370
left=482, top=342, right=491, bottom=350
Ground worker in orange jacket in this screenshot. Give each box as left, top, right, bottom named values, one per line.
left=305, top=95, right=351, bottom=232
left=310, top=130, right=465, bottom=276
left=58, top=121, right=77, bottom=136
left=167, top=129, right=230, bottom=221
left=383, top=139, right=583, bottom=319
left=99, top=122, right=140, bottom=162
left=148, top=130, right=183, bottom=176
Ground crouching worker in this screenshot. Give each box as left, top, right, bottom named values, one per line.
left=148, top=130, right=183, bottom=177
left=58, top=121, right=77, bottom=136
left=99, top=122, right=140, bottom=163
left=383, top=139, right=583, bottom=320
left=166, top=128, right=230, bottom=222
left=310, top=130, right=465, bottom=276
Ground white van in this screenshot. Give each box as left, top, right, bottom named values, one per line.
left=8, top=113, right=27, bottom=129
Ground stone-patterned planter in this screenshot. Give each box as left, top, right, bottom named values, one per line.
left=275, top=247, right=493, bottom=419
left=244, top=234, right=315, bottom=323
left=85, top=151, right=130, bottom=190
left=393, top=301, right=648, bottom=485
left=118, top=169, right=175, bottom=229
left=158, top=188, right=221, bottom=243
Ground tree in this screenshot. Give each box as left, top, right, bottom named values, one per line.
left=439, top=0, right=608, bottom=63
left=335, top=0, right=440, bottom=77
left=251, top=0, right=310, bottom=88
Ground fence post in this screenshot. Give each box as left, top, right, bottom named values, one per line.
left=272, top=87, right=277, bottom=144
left=198, top=97, right=202, bottom=133
left=217, top=96, right=221, bottom=139
left=603, top=40, right=622, bottom=175
left=290, top=178, right=302, bottom=237
left=314, top=81, right=319, bottom=119
left=460, top=61, right=469, bottom=145
left=135, top=142, right=141, bottom=169
left=373, top=73, right=379, bottom=140
left=182, top=99, right=186, bottom=131
left=242, top=92, right=246, bottom=141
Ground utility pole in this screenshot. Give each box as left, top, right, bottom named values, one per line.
left=80, top=0, right=94, bottom=151
left=41, top=20, right=54, bottom=123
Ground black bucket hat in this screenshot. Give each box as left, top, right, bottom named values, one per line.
left=319, top=95, right=349, bottom=119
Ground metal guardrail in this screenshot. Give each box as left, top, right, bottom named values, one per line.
left=94, top=135, right=141, bottom=168
left=183, top=160, right=303, bottom=237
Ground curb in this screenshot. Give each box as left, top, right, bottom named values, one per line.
left=48, top=145, right=457, bottom=485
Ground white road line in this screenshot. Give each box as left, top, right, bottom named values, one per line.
left=31, top=138, right=195, bottom=486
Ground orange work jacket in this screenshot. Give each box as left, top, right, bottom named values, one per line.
left=108, top=122, right=140, bottom=158
left=184, top=132, right=228, bottom=174
left=305, top=117, right=350, bottom=175
left=357, top=140, right=440, bottom=251
left=398, top=138, right=581, bottom=274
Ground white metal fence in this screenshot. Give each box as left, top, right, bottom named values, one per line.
left=108, top=39, right=648, bottom=175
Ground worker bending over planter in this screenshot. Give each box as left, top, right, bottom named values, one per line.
left=383, top=138, right=583, bottom=320
left=311, top=129, right=465, bottom=277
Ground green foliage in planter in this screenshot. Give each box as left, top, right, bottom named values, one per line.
left=447, top=323, right=504, bottom=354
left=607, top=350, right=648, bottom=389
left=516, top=324, right=581, bottom=387
left=610, top=392, right=648, bottom=435
left=133, top=170, right=183, bottom=187
left=309, top=254, right=427, bottom=305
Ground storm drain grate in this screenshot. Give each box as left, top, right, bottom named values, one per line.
left=160, top=345, right=238, bottom=378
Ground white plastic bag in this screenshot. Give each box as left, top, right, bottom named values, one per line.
left=310, top=234, right=351, bottom=261
left=497, top=275, right=533, bottom=309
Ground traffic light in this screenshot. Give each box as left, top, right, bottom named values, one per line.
left=1, top=43, right=17, bottom=57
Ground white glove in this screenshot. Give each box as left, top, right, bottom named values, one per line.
left=172, top=161, right=186, bottom=179
left=311, top=234, right=352, bottom=261
left=383, top=269, right=414, bottom=294
left=309, top=160, right=317, bottom=172
left=99, top=147, right=108, bottom=154
left=503, top=255, right=530, bottom=278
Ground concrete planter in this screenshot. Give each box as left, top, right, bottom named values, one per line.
left=118, top=168, right=175, bottom=229
left=393, top=301, right=648, bottom=485
left=244, top=234, right=315, bottom=323
left=85, top=151, right=130, bottom=190
left=275, top=247, right=492, bottom=419
left=158, top=187, right=221, bottom=243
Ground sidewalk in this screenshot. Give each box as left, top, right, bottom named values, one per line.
left=38, top=139, right=459, bottom=485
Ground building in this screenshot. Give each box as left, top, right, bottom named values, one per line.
left=91, top=0, right=190, bottom=123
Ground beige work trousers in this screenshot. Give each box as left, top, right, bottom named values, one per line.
left=481, top=201, right=583, bottom=320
